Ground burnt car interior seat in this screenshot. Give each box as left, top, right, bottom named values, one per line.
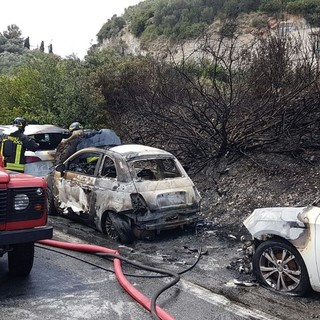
left=137, top=169, right=156, bottom=180
left=101, top=165, right=117, bottom=178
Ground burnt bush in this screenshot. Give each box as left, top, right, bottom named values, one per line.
left=94, top=32, right=320, bottom=171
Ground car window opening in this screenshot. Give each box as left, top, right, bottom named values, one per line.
left=67, top=153, right=100, bottom=175
left=132, top=158, right=182, bottom=181
left=101, top=156, right=117, bottom=178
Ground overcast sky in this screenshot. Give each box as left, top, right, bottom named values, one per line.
left=0, top=0, right=143, bottom=59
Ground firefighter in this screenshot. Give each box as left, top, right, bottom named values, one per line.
left=0, top=117, right=39, bottom=172
left=54, top=122, right=100, bottom=164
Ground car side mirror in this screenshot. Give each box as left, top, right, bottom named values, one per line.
left=55, top=163, right=65, bottom=173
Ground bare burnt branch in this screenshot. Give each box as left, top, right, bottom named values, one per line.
left=97, top=26, right=320, bottom=170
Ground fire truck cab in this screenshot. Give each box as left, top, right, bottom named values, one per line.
left=0, top=165, right=52, bottom=276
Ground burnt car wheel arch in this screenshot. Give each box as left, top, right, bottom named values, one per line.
left=253, top=237, right=311, bottom=296
left=101, top=212, right=134, bottom=244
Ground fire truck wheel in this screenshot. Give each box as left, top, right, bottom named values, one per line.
left=8, top=242, right=34, bottom=277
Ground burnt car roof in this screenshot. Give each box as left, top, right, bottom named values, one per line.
left=109, top=144, right=174, bottom=160
left=75, top=144, right=175, bottom=162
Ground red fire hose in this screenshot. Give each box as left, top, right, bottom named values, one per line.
left=39, top=239, right=176, bottom=320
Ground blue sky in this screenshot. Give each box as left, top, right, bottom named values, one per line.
left=0, top=0, right=142, bottom=59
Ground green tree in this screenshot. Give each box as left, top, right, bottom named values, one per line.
left=287, top=0, right=320, bottom=27
left=97, top=15, right=126, bottom=43
left=0, top=52, right=104, bottom=127
left=0, top=25, right=25, bottom=54
left=40, top=41, right=44, bottom=52
left=3, top=24, right=22, bottom=40
left=24, top=37, right=30, bottom=49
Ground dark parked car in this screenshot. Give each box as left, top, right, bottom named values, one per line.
left=48, top=144, right=201, bottom=243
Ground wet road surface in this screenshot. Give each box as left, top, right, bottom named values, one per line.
left=0, top=234, right=256, bottom=320
left=1, top=216, right=320, bottom=319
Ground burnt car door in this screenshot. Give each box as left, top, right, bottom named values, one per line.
left=94, top=154, right=136, bottom=213
left=55, top=151, right=102, bottom=222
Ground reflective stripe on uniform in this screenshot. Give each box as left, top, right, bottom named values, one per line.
left=2, top=136, right=25, bottom=172
left=0, top=141, right=4, bottom=163
left=5, top=162, right=24, bottom=172
left=14, top=143, right=22, bottom=165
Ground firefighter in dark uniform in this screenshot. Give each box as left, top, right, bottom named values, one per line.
left=54, top=122, right=100, bottom=165
left=0, top=117, right=39, bottom=172
left=53, top=122, right=84, bottom=165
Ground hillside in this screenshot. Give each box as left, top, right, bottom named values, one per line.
left=98, top=12, right=314, bottom=62
left=94, top=2, right=320, bottom=237
left=95, top=0, right=320, bottom=58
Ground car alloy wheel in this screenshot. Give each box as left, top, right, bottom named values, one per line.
left=102, top=212, right=134, bottom=244
left=253, top=238, right=311, bottom=296
left=104, top=214, right=120, bottom=241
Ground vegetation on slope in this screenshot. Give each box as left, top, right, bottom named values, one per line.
left=1, top=7, right=320, bottom=172
left=97, top=0, right=320, bottom=46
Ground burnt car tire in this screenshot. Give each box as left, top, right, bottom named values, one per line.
left=101, top=212, right=134, bottom=244
left=253, top=238, right=311, bottom=296
left=8, top=243, right=34, bottom=277
left=46, top=189, right=58, bottom=216
left=46, top=173, right=58, bottom=216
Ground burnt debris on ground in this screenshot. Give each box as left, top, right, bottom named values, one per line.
left=192, top=149, right=320, bottom=238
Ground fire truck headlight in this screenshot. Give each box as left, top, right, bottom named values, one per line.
left=14, top=194, right=30, bottom=211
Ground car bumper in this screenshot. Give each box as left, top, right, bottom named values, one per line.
left=0, top=226, right=53, bottom=246
left=141, top=214, right=200, bottom=231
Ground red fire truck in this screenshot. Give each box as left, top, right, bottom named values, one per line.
left=0, top=159, right=53, bottom=276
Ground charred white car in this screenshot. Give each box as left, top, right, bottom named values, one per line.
left=244, top=206, right=320, bottom=296
left=48, top=144, right=201, bottom=243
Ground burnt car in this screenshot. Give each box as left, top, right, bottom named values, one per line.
left=243, top=206, right=320, bottom=296
left=48, top=144, right=201, bottom=243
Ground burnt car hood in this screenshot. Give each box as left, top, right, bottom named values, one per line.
left=243, top=206, right=317, bottom=240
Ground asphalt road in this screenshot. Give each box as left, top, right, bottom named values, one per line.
left=0, top=232, right=251, bottom=320
left=1, top=216, right=320, bottom=319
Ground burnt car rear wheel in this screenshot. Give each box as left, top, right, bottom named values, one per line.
left=101, top=212, right=134, bottom=244
left=253, top=238, right=311, bottom=296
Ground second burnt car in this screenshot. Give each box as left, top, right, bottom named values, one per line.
left=48, top=144, right=201, bottom=243
left=243, top=206, right=320, bottom=296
